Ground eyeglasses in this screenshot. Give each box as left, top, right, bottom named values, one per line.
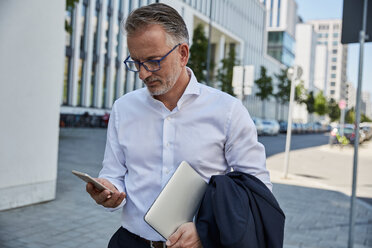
left=124, top=43, right=181, bottom=73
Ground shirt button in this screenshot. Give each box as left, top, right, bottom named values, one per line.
left=166, top=142, right=170, bottom=147
left=166, top=116, right=171, bottom=121
left=165, top=169, right=170, bottom=174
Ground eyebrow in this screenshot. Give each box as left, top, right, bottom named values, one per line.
left=130, top=54, right=163, bottom=62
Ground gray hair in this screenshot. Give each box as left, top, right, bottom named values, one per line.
left=124, top=3, right=189, bottom=46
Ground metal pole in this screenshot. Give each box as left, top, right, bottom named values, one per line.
left=206, top=0, right=213, bottom=86
left=283, top=67, right=297, bottom=179
left=348, top=0, right=368, bottom=247
left=340, top=107, right=345, bottom=136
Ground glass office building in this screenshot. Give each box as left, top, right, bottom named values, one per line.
left=267, top=31, right=295, bottom=67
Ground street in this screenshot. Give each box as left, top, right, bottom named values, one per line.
left=258, top=133, right=330, bottom=157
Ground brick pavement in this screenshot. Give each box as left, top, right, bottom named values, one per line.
left=0, top=128, right=371, bottom=248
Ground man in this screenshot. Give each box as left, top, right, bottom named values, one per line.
left=86, top=3, right=272, bottom=248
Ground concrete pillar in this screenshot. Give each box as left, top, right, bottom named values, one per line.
left=70, top=0, right=82, bottom=106
left=0, top=0, right=64, bottom=210
left=94, top=0, right=108, bottom=108
left=105, top=0, right=119, bottom=108
left=82, top=0, right=97, bottom=107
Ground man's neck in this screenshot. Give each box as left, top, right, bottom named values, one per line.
left=154, top=68, right=190, bottom=111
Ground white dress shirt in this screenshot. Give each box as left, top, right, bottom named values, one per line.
left=99, top=68, right=271, bottom=241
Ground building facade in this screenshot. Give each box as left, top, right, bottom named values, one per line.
left=361, top=91, right=372, bottom=119
left=294, top=23, right=317, bottom=92
left=62, top=0, right=284, bottom=116
left=261, top=0, right=297, bottom=67
left=308, top=19, right=348, bottom=102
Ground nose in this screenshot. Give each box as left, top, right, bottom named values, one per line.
left=138, top=66, right=152, bottom=81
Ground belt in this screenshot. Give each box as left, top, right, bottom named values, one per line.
left=122, top=227, right=167, bottom=248
left=141, top=238, right=167, bottom=248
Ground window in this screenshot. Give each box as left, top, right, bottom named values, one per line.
left=333, top=41, right=338, bottom=46
left=331, top=82, right=336, bottom=86
left=330, top=90, right=335, bottom=95
left=332, top=57, right=337, bottom=62
left=332, top=49, right=337, bottom=54
left=333, top=24, right=339, bottom=30
left=331, top=74, right=336, bottom=78
left=333, top=33, right=339, bottom=38
left=332, top=66, right=337, bottom=70
left=319, top=24, right=329, bottom=30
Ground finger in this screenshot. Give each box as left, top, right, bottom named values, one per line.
left=115, top=192, right=126, bottom=206
left=94, top=190, right=112, bottom=204
left=166, top=226, right=184, bottom=246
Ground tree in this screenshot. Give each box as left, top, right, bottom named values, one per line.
left=274, top=69, right=291, bottom=120
left=255, top=66, right=273, bottom=119
left=217, top=44, right=237, bottom=96
left=305, top=91, right=315, bottom=114
left=188, top=24, right=208, bottom=83
left=361, top=114, right=372, bottom=122
left=295, top=82, right=307, bottom=104
left=314, top=91, right=328, bottom=116
left=327, top=98, right=340, bottom=122
left=345, top=107, right=355, bottom=124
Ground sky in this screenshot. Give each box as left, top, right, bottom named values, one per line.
left=295, top=0, right=372, bottom=98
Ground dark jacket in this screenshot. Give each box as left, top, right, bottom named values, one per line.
left=195, top=171, right=285, bottom=248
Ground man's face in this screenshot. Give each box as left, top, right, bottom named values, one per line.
left=127, top=24, right=182, bottom=96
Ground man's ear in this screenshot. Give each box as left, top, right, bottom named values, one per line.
left=179, top=43, right=189, bottom=67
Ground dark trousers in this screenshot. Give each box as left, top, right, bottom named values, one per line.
left=108, top=227, right=150, bottom=248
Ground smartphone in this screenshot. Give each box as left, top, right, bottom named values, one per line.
left=72, top=170, right=114, bottom=194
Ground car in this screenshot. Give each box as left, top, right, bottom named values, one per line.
left=261, top=119, right=280, bottom=135
left=360, top=123, right=372, bottom=141
left=279, top=121, right=287, bottom=133
left=252, top=117, right=264, bottom=136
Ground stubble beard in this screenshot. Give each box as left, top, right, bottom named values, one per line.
left=144, top=66, right=182, bottom=96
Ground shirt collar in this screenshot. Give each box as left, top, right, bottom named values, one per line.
left=145, top=67, right=201, bottom=108
left=182, top=67, right=201, bottom=97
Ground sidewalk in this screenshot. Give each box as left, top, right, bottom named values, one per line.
left=266, top=140, right=372, bottom=248
left=0, top=128, right=371, bottom=248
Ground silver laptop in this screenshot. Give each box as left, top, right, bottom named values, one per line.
left=144, top=161, right=208, bottom=239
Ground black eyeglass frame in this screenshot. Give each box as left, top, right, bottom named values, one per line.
left=123, top=43, right=181, bottom=73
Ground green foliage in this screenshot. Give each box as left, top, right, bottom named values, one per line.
left=255, top=66, right=273, bottom=101
left=327, top=98, right=341, bottom=122
left=361, top=114, right=372, bottom=122
left=188, top=24, right=208, bottom=83
left=295, top=82, right=306, bottom=104
left=314, top=91, right=328, bottom=116
left=217, top=45, right=237, bottom=96
left=305, top=91, right=315, bottom=114
left=274, top=69, right=291, bottom=104
left=345, top=108, right=355, bottom=124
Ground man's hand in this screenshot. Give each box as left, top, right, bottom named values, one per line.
left=86, top=178, right=126, bottom=208
left=166, top=222, right=202, bottom=248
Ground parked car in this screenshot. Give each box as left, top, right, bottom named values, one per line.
left=261, top=119, right=280, bottom=135
left=279, top=121, right=287, bottom=133
left=252, top=117, right=264, bottom=136
left=360, top=123, right=372, bottom=141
